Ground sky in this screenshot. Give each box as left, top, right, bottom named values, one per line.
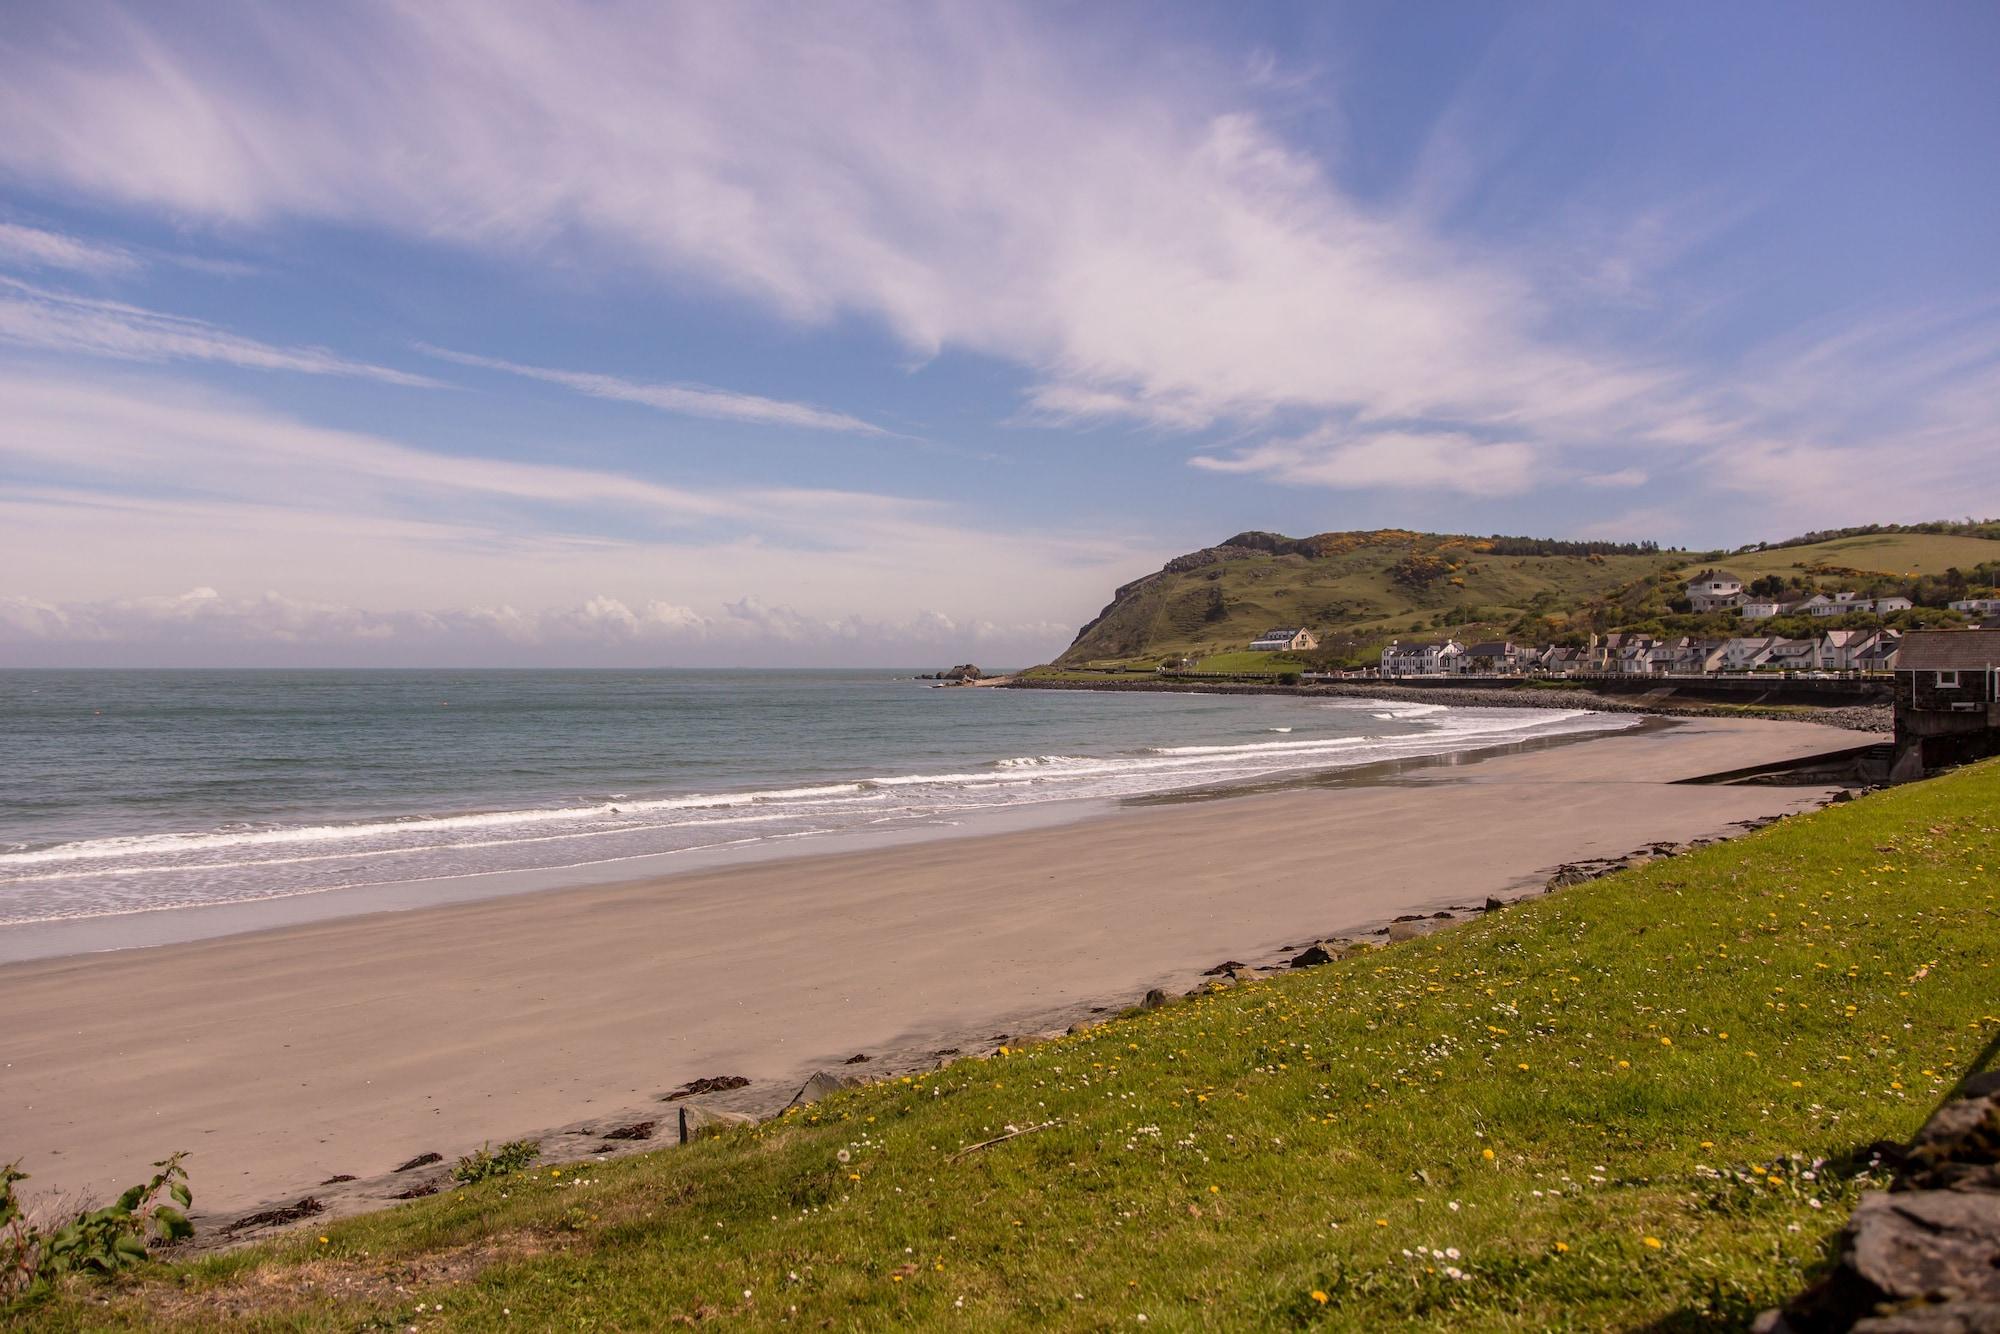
left=1, top=1, right=1996, bottom=667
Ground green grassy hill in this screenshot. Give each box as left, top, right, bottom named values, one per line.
left=1717, top=531, right=2000, bottom=581
left=1054, top=530, right=1677, bottom=670
left=21, top=760, right=2000, bottom=1329
left=1044, top=525, right=2000, bottom=672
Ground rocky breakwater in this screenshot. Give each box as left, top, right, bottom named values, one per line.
left=1757, top=1071, right=2000, bottom=1331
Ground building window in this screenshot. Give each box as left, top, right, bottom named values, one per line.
left=1936, top=670, right=1960, bottom=688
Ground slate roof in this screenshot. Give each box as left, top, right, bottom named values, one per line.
left=1895, top=630, right=2000, bottom=671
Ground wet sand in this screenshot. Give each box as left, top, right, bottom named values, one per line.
left=0, top=715, right=1858, bottom=1218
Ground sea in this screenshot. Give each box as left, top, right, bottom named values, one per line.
left=0, top=670, right=1626, bottom=936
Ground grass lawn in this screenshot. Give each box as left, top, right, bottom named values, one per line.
left=1709, top=532, right=2000, bottom=581
left=13, top=763, right=2000, bottom=1330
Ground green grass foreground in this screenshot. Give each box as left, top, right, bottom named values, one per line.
left=17, top=764, right=2000, bottom=1331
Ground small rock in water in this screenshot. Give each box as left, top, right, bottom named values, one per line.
left=1141, top=988, right=1169, bottom=1010
left=319, top=1173, right=357, bottom=1185
left=1483, top=896, right=1505, bottom=913
left=1202, top=960, right=1247, bottom=976
left=392, top=1152, right=442, bottom=1173
left=842, top=1053, right=871, bottom=1065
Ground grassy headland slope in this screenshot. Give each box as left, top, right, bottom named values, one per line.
left=1055, top=530, right=1675, bottom=669
left=22, top=761, right=2000, bottom=1330
left=1044, top=525, right=2000, bottom=673
left=1721, top=531, right=2000, bottom=581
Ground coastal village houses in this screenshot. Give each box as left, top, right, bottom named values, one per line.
left=1380, top=639, right=1464, bottom=677
left=1687, top=569, right=1918, bottom=622
left=1370, top=628, right=1900, bottom=678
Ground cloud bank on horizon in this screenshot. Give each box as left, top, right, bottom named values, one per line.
left=0, top=0, right=1995, bottom=664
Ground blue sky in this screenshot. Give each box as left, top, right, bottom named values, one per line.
left=1, top=1, right=1995, bottom=666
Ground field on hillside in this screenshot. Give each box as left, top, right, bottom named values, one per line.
left=17, top=762, right=1999, bottom=1330
left=1060, top=539, right=1674, bottom=667
left=1705, top=532, right=2000, bottom=581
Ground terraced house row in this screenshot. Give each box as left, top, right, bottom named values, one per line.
left=1378, top=628, right=1902, bottom=678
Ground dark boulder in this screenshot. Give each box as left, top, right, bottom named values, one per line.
left=1757, top=1074, right=2000, bottom=1332
left=1288, top=941, right=1348, bottom=968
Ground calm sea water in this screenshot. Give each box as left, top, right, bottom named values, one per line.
left=0, top=670, right=1622, bottom=927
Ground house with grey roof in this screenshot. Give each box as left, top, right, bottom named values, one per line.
left=1891, top=629, right=2000, bottom=777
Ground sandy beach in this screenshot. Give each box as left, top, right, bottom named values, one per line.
left=0, top=714, right=1862, bottom=1223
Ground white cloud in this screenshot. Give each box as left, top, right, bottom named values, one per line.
left=0, top=585, right=1067, bottom=668
left=0, top=369, right=1157, bottom=664
left=1191, top=429, right=1538, bottom=496
left=0, top=4, right=1990, bottom=554
left=0, top=278, right=439, bottom=385
left=0, top=221, right=139, bottom=275
left=1580, top=467, right=1649, bottom=489
left=419, top=344, right=887, bottom=434
left=0, top=3, right=1684, bottom=482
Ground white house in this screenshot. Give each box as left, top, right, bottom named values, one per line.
left=1685, top=568, right=1746, bottom=612
left=1617, top=636, right=1661, bottom=675
left=1949, top=598, right=2000, bottom=617
left=1776, top=640, right=1824, bottom=672
left=1380, top=639, right=1463, bottom=677
left=1803, top=592, right=1912, bottom=617
left=1719, top=636, right=1778, bottom=672
left=1249, top=627, right=1319, bottom=652
left=1819, top=629, right=1878, bottom=672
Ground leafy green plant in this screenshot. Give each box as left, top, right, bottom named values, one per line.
left=451, top=1140, right=540, bottom=1185
left=1, top=1153, right=191, bottom=1308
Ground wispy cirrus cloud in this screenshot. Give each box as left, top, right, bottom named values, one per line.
left=1191, top=428, right=1539, bottom=496
left=0, top=221, right=140, bottom=276
left=0, top=3, right=1676, bottom=487
left=0, top=3, right=1991, bottom=535
left=0, top=278, right=439, bottom=386
left=419, top=344, right=888, bottom=435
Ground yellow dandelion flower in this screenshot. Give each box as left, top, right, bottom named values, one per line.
left=1311, top=1290, right=1329, bottom=1304
left=1481, top=1148, right=1494, bottom=1161
left=1643, top=1236, right=1663, bottom=1250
